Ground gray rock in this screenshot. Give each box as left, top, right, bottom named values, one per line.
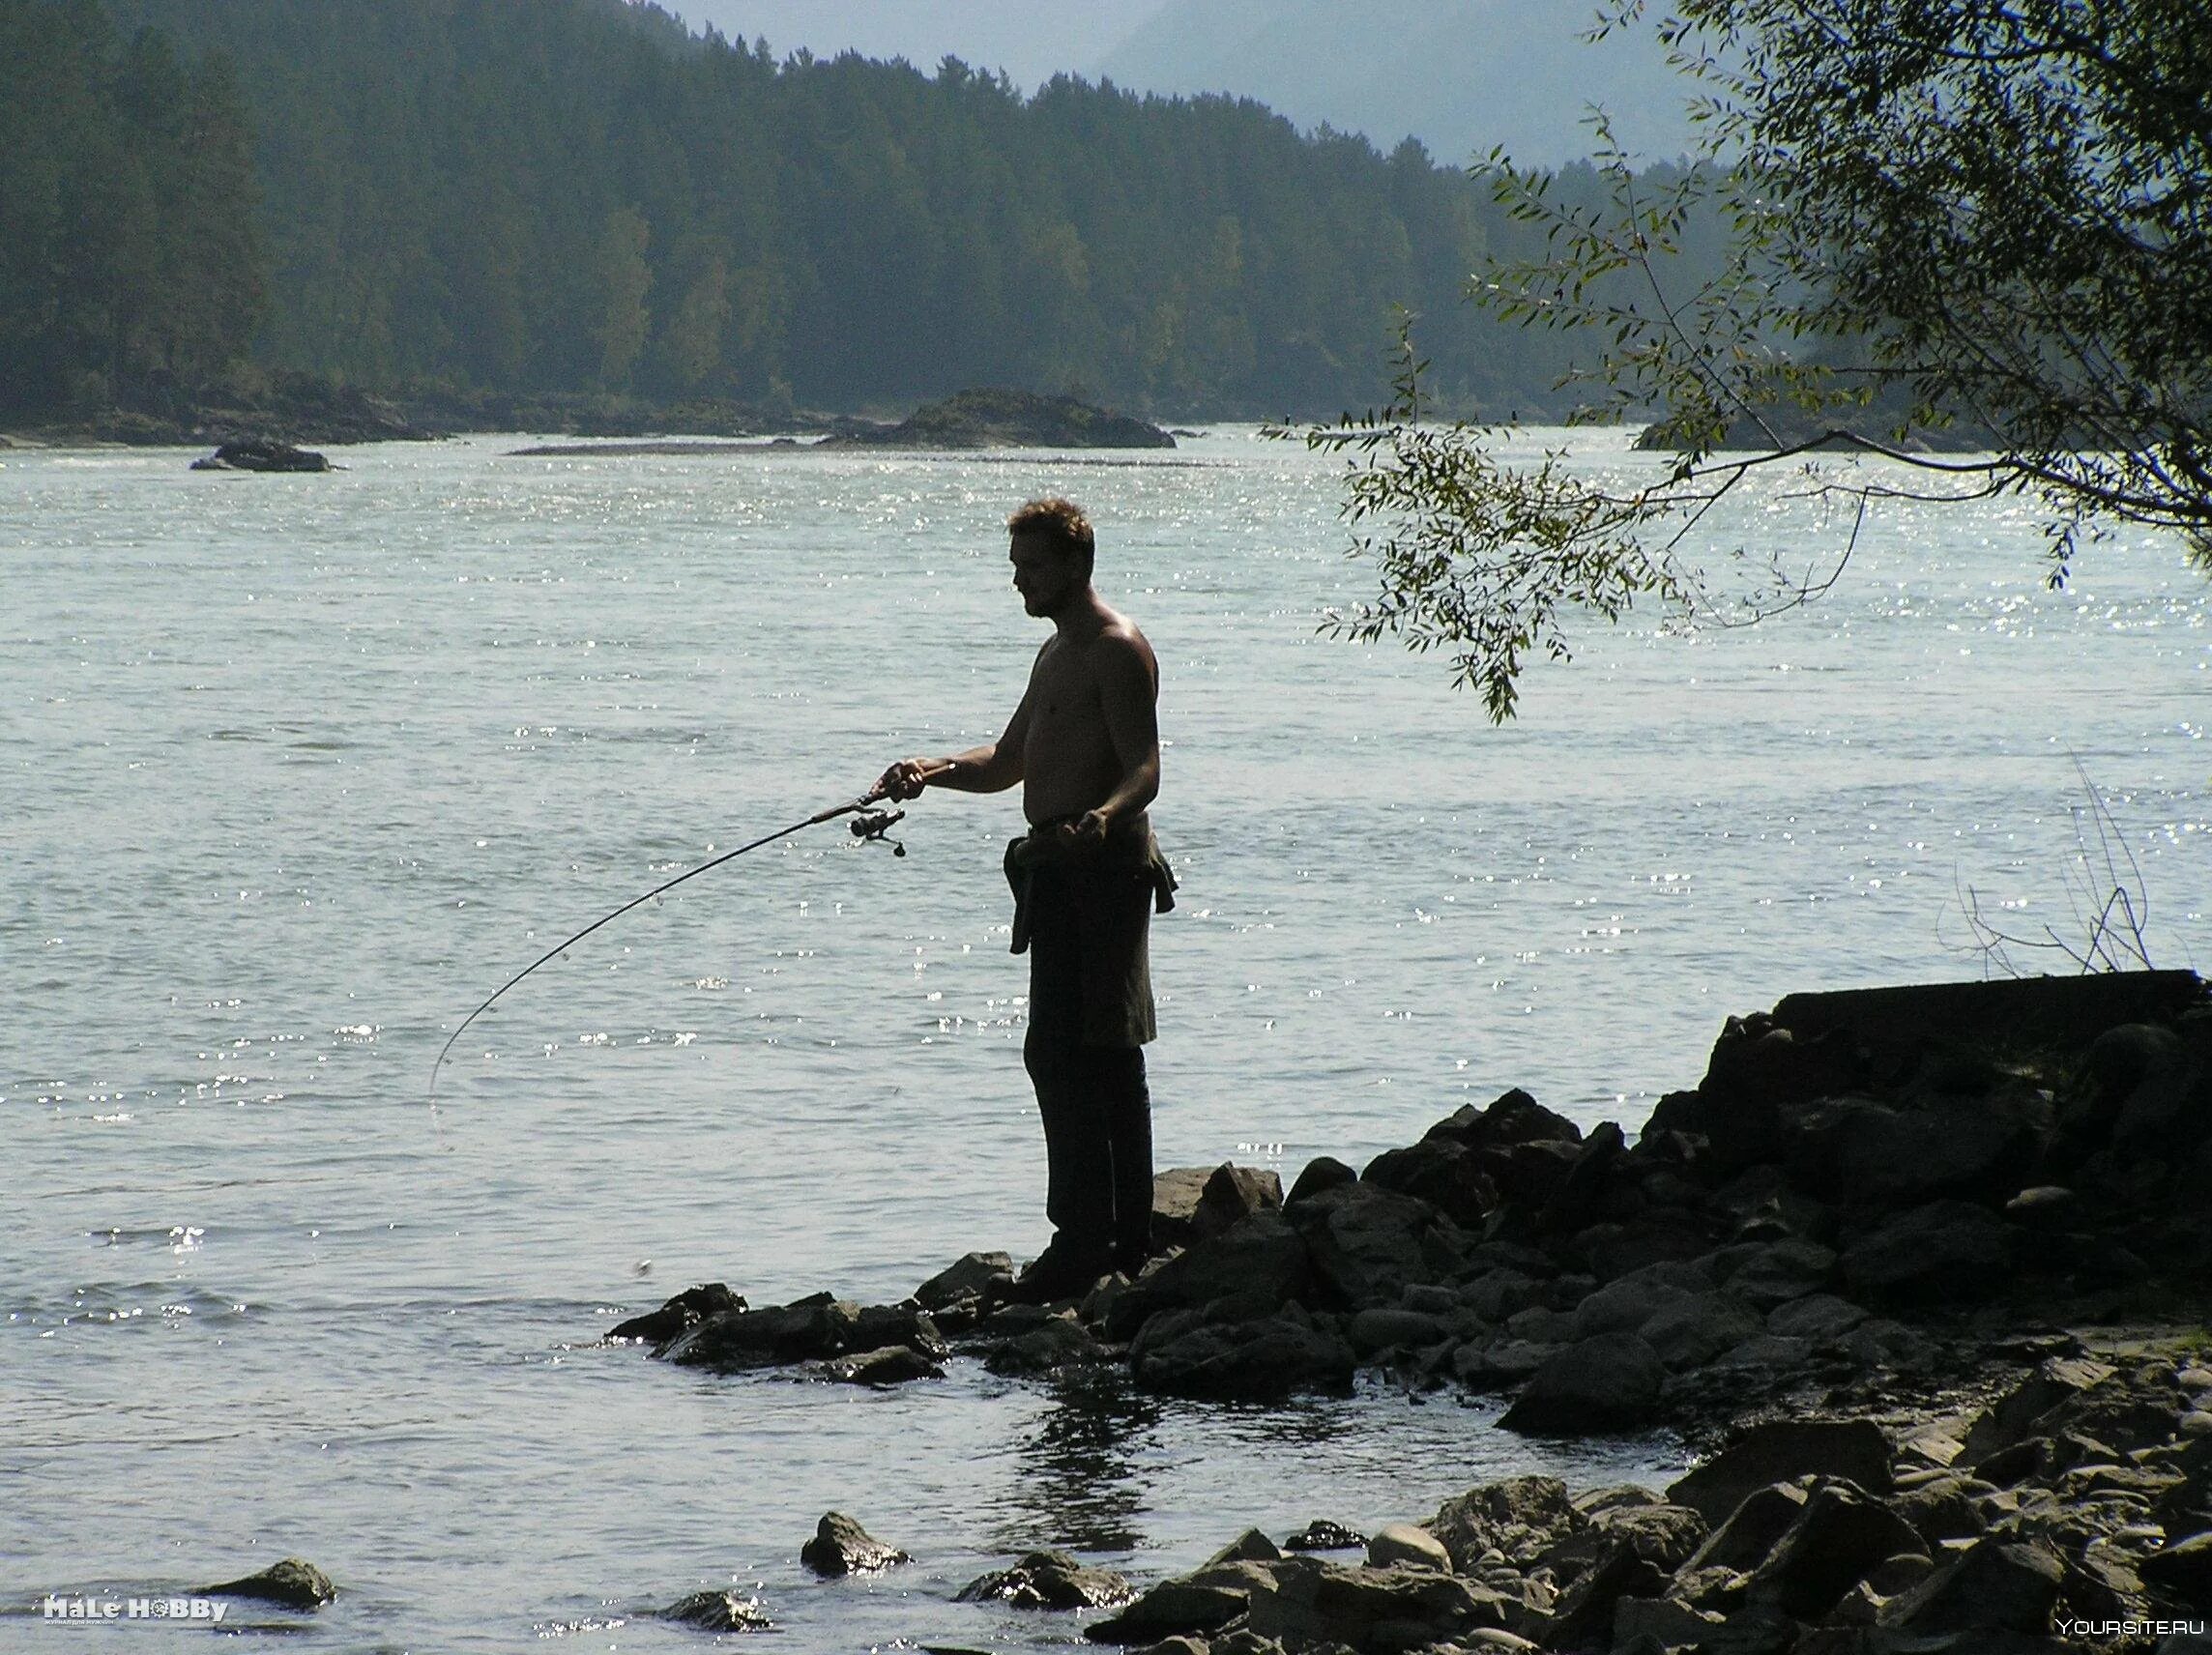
left=1498, top=1331, right=1665, bottom=1435
left=1741, top=1478, right=1927, bottom=1619
left=608, top=1281, right=746, bottom=1344
left=1612, top=1593, right=1724, bottom=1650
left=804, top=1343, right=945, bottom=1385
left=1428, top=1476, right=1579, bottom=1571
left=1838, top=1201, right=2015, bottom=1303
left=202, top=1558, right=334, bottom=1610
left=1452, top=1337, right=1563, bottom=1390
left=1763, top=1292, right=1867, bottom=1343
left=192, top=440, right=332, bottom=473
left=1243, top=1554, right=1509, bottom=1653
left=1285, top=1155, right=1357, bottom=1205
left=1085, top=1560, right=1281, bottom=1641
left=1366, top=1522, right=1451, bottom=1572
left=1208, top=1528, right=1283, bottom=1564
left=1349, top=1306, right=1448, bottom=1356
left=2141, top=1530, right=2212, bottom=1611
left=1778, top=1090, right=2047, bottom=1206
left=983, top=1317, right=1107, bottom=1377
left=1962, top=1354, right=2118, bottom=1465
left=1538, top=1539, right=1670, bottom=1649
left=828, top=389, right=1174, bottom=450
left=660, top=1294, right=946, bottom=1371
left=661, top=1589, right=772, bottom=1632
left=1640, top=1292, right=1764, bottom=1371
left=1132, top=1310, right=1354, bottom=1402
left=913, top=1252, right=1012, bottom=1310
left=1710, top=1333, right=1812, bottom=1375
left=1285, top=1180, right=1466, bottom=1307
left=1890, top=1474, right=1990, bottom=1547
left=1880, top=1535, right=2065, bottom=1633
left=1106, top=1211, right=1313, bottom=1341
left=1668, top=1421, right=1894, bottom=1526
left=1718, top=1238, right=1838, bottom=1307
left=1570, top=1276, right=1691, bottom=1341
left=1681, top=1482, right=1809, bottom=1575
left=800, top=1512, right=909, bottom=1577
left=1362, top=1136, right=1498, bottom=1227
left=956, top=1551, right=1135, bottom=1610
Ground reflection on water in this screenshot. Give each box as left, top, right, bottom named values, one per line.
left=1000, top=1369, right=1163, bottom=1553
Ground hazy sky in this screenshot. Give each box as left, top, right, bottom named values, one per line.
left=663, top=1, right=1695, bottom=166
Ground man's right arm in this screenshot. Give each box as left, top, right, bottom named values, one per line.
left=876, top=685, right=1031, bottom=800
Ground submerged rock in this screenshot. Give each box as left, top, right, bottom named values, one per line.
left=608, top=1282, right=745, bottom=1344
left=825, top=388, right=1174, bottom=450
left=661, top=1589, right=773, bottom=1631
left=1283, top=1520, right=1367, bottom=1552
left=956, top=1550, right=1134, bottom=1610
left=190, top=439, right=331, bottom=472
left=659, top=1292, right=945, bottom=1376
left=800, top=1511, right=909, bottom=1577
left=202, top=1558, right=335, bottom=1610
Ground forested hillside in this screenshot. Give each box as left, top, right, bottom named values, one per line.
left=3, top=0, right=1725, bottom=423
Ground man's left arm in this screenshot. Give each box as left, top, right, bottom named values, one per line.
left=1073, top=633, right=1160, bottom=846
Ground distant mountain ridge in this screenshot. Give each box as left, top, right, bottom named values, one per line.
left=1093, top=0, right=1695, bottom=168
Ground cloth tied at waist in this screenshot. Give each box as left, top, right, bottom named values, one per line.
left=1004, top=820, right=1177, bottom=956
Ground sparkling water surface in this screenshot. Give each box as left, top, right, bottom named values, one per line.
left=3, top=429, right=2206, bottom=1650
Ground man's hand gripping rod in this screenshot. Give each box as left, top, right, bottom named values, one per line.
left=426, top=768, right=947, bottom=1109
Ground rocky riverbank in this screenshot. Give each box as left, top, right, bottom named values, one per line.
left=4, top=378, right=1175, bottom=450
left=608, top=971, right=2212, bottom=1651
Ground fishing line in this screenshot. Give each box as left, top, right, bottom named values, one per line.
left=428, top=784, right=924, bottom=1114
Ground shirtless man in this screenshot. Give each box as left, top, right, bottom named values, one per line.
left=876, top=498, right=1173, bottom=1301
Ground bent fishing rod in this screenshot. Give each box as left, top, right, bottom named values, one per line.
left=427, top=772, right=943, bottom=1109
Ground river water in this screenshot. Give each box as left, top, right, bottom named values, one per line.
left=3, top=429, right=2205, bottom=1650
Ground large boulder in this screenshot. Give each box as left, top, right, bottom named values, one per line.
left=1498, top=1332, right=1665, bottom=1435
left=1879, top=1535, right=2065, bottom=1633
left=1286, top=1180, right=1467, bottom=1307
left=1837, top=1201, right=2015, bottom=1303
left=1085, top=1560, right=1282, bottom=1642
left=1106, top=1210, right=1313, bottom=1340
left=2141, top=1531, right=2212, bottom=1611
left=1151, top=1164, right=1282, bottom=1248
left=1667, top=1421, right=1894, bottom=1526
left=1428, top=1477, right=1580, bottom=1571
left=1243, top=1554, right=1512, bottom=1653
left=1740, top=1479, right=1927, bottom=1619
left=1131, top=1307, right=1354, bottom=1402
left=1776, top=1091, right=2048, bottom=1206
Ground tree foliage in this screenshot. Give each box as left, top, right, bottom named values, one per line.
left=1301, top=0, right=2212, bottom=717
left=0, top=1, right=263, bottom=413
left=14, top=0, right=1718, bottom=421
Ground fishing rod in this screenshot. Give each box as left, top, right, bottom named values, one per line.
left=428, top=773, right=941, bottom=1109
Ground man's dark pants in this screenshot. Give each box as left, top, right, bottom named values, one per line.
left=1017, top=854, right=1161, bottom=1270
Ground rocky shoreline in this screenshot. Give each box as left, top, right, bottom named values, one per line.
left=3, top=380, right=1175, bottom=451
left=606, top=971, right=2212, bottom=1652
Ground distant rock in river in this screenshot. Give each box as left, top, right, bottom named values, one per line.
left=827, top=388, right=1175, bottom=450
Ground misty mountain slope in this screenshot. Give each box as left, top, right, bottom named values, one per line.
left=1095, top=0, right=1694, bottom=167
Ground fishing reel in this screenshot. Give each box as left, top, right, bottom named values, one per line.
left=850, top=808, right=908, bottom=857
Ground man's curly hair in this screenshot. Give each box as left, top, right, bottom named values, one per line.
left=1007, top=497, right=1094, bottom=573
